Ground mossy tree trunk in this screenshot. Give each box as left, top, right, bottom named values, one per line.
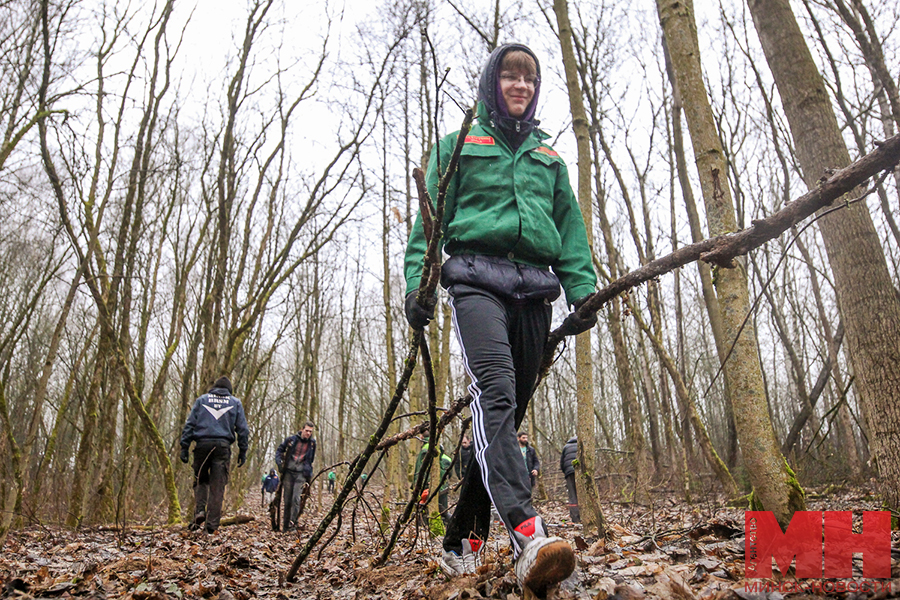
left=747, top=0, right=900, bottom=512
left=657, top=0, right=805, bottom=525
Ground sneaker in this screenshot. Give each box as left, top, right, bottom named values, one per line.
left=440, top=550, right=467, bottom=576
left=440, top=538, right=483, bottom=576
left=513, top=516, right=576, bottom=595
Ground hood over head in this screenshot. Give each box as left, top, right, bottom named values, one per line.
left=212, top=376, right=233, bottom=395
left=477, top=43, right=541, bottom=138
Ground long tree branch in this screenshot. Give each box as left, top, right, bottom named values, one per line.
left=285, top=106, right=474, bottom=581
left=540, top=132, right=900, bottom=379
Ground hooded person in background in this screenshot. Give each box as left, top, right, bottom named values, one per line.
left=262, top=469, right=280, bottom=506
left=275, top=421, right=316, bottom=531
left=403, top=43, right=597, bottom=594
left=560, top=436, right=580, bottom=523
left=180, top=376, right=250, bottom=534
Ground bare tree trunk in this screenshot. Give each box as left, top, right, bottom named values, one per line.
left=666, top=119, right=693, bottom=495
left=592, top=127, right=652, bottom=499
left=381, top=101, right=399, bottom=520
left=662, top=37, right=738, bottom=469
left=658, top=0, right=804, bottom=524
left=553, top=0, right=606, bottom=535
left=746, top=0, right=900, bottom=513
left=628, top=300, right=739, bottom=497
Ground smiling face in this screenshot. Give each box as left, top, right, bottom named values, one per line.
left=498, top=50, right=537, bottom=119
left=499, top=71, right=535, bottom=118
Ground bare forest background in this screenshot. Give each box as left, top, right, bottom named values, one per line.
left=1, top=0, right=899, bottom=547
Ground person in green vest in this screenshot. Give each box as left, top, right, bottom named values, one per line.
left=327, top=470, right=336, bottom=494
left=413, top=442, right=453, bottom=526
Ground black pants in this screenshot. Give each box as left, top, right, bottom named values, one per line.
left=192, top=439, right=231, bottom=532
left=564, top=473, right=581, bottom=523
left=282, top=470, right=308, bottom=530
left=443, top=285, right=551, bottom=557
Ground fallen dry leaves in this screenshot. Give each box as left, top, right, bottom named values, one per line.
left=1, top=483, right=898, bottom=600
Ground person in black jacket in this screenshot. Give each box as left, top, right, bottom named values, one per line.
left=180, top=376, right=250, bottom=534
left=559, top=437, right=580, bottom=523
left=517, top=432, right=541, bottom=488
left=275, top=421, right=316, bottom=531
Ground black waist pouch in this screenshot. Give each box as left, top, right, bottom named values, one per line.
left=441, top=254, right=561, bottom=302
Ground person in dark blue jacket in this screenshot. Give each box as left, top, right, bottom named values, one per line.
left=180, top=376, right=250, bottom=534
left=262, top=469, right=280, bottom=505
left=275, top=421, right=316, bottom=531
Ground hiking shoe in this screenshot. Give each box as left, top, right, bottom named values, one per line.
left=440, top=538, right=483, bottom=576
left=188, top=510, right=206, bottom=531
left=513, top=516, right=576, bottom=595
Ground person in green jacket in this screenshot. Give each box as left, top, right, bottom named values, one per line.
left=403, top=43, right=596, bottom=593
left=413, top=442, right=453, bottom=525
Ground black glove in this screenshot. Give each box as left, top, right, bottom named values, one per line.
left=404, top=292, right=435, bottom=330
left=238, top=450, right=247, bottom=467
left=561, top=295, right=597, bottom=337
left=180, top=447, right=189, bottom=464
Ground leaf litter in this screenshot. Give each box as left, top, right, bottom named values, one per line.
left=1, top=484, right=897, bottom=600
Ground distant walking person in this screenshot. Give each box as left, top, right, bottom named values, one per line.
left=180, top=376, right=249, bottom=534
left=414, top=442, right=453, bottom=526
left=262, top=469, right=280, bottom=506
left=560, top=437, right=580, bottom=523
left=454, top=435, right=474, bottom=481
left=276, top=421, right=316, bottom=531
left=517, top=432, right=541, bottom=488
left=327, top=470, right=336, bottom=493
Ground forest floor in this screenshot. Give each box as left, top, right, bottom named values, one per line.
left=2, top=482, right=898, bottom=600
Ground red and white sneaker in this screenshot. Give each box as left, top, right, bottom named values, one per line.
left=513, top=516, right=576, bottom=594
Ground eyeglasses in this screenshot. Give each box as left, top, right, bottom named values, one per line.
left=499, top=72, right=539, bottom=86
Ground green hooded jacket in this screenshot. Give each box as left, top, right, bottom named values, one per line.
left=414, top=444, right=453, bottom=492
left=403, top=101, right=596, bottom=305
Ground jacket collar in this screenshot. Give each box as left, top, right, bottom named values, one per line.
left=474, top=101, right=548, bottom=153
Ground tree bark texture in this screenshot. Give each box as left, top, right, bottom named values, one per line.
left=552, top=0, right=606, bottom=536
left=663, top=34, right=739, bottom=468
